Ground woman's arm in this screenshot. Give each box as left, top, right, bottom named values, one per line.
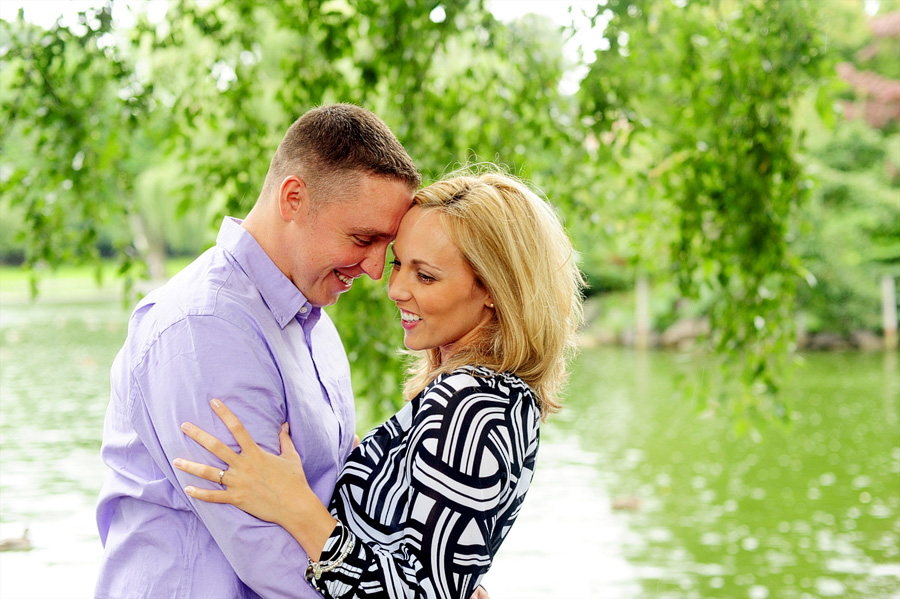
left=174, top=399, right=336, bottom=561
left=312, top=378, right=531, bottom=599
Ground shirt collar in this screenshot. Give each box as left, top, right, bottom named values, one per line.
left=216, top=217, right=317, bottom=328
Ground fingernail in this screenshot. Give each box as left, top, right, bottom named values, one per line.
left=185, top=486, right=195, bottom=495
left=211, top=399, right=221, bottom=408
left=181, top=422, right=193, bottom=433
left=173, top=458, right=183, bottom=468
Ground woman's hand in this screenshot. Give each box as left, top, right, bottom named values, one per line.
left=173, top=399, right=314, bottom=530
left=175, top=400, right=337, bottom=559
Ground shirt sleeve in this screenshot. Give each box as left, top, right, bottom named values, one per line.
left=128, top=314, right=322, bottom=599
left=316, top=379, right=517, bottom=599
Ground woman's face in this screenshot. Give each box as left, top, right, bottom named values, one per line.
left=387, top=206, right=493, bottom=363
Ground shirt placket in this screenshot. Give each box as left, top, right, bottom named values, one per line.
left=299, top=310, right=347, bottom=450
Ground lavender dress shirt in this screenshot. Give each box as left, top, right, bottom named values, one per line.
left=95, top=217, right=355, bottom=598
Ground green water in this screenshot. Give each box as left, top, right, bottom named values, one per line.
left=556, top=347, right=900, bottom=599
left=0, top=302, right=898, bottom=598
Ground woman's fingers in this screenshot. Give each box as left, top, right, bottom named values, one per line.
left=173, top=457, right=223, bottom=484
left=278, top=422, right=301, bottom=460
left=181, top=421, right=239, bottom=464
left=470, top=585, right=490, bottom=599
left=184, top=485, right=232, bottom=504
left=173, top=458, right=233, bottom=504
left=209, top=399, right=260, bottom=454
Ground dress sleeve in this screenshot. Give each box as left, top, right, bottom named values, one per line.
left=315, top=376, right=519, bottom=598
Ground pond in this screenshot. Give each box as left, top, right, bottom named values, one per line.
left=0, top=301, right=898, bottom=598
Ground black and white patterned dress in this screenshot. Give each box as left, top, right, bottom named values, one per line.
left=313, top=366, right=541, bottom=598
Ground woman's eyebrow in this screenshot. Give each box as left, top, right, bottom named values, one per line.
left=391, top=247, right=441, bottom=272
left=409, top=258, right=442, bottom=272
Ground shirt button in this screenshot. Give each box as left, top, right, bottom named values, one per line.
left=299, top=306, right=308, bottom=314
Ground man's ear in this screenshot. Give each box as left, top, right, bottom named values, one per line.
left=277, top=175, right=308, bottom=222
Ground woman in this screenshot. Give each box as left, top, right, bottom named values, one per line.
left=174, top=170, right=584, bottom=597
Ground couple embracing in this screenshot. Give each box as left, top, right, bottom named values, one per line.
left=95, top=104, right=584, bottom=598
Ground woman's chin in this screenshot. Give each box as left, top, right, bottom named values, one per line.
left=401, top=336, right=426, bottom=352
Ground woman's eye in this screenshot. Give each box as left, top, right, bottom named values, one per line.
left=390, top=259, right=401, bottom=269
left=417, top=272, right=435, bottom=283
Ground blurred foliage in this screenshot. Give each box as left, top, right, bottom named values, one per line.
left=1, top=0, right=897, bottom=425
left=1, top=5, right=145, bottom=293
left=859, top=0, right=900, bottom=81
left=793, top=0, right=900, bottom=339
left=797, top=117, right=900, bottom=336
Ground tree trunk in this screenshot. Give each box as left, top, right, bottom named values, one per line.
left=883, top=274, right=898, bottom=350
left=129, top=211, right=166, bottom=282
left=636, top=275, right=650, bottom=350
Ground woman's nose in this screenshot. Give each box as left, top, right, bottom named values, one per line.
left=387, top=270, right=409, bottom=302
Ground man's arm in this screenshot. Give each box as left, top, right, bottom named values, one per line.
left=129, top=315, right=322, bottom=598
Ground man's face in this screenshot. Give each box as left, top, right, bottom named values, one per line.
left=287, top=174, right=414, bottom=307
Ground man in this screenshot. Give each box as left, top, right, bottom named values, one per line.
left=95, top=104, right=420, bottom=598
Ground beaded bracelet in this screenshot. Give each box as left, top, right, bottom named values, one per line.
left=305, top=520, right=355, bottom=590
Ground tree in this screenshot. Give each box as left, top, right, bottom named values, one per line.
left=1, top=0, right=583, bottom=422
left=3, top=0, right=855, bottom=425
left=0, top=5, right=159, bottom=291
left=576, top=0, right=831, bottom=422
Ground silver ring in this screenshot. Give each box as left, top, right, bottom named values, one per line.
left=218, top=469, right=226, bottom=486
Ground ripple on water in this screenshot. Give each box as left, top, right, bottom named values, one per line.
left=816, top=576, right=847, bottom=597
left=748, top=584, right=770, bottom=599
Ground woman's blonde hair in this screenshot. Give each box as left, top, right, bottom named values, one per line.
left=403, top=169, right=585, bottom=420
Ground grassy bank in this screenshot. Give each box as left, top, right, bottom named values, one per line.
left=0, top=259, right=194, bottom=305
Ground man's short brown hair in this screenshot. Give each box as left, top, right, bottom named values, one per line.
left=265, top=104, right=421, bottom=205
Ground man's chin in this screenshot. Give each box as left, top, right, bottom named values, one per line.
left=317, top=289, right=349, bottom=308
left=303, top=282, right=351, bottom=308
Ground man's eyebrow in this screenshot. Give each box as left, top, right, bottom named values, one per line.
left=351, top=228, right=393, bottom=238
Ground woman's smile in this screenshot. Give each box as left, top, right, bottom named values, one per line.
left=399, top=309, right=422, bottom=330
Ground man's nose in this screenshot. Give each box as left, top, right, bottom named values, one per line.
left=361, top=248, right=386, bottom=281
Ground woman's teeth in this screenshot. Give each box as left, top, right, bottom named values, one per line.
left=401, top=311, right=421, bottom=322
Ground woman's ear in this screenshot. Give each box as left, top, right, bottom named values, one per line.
left=277, top=175, right=308, bottom=222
